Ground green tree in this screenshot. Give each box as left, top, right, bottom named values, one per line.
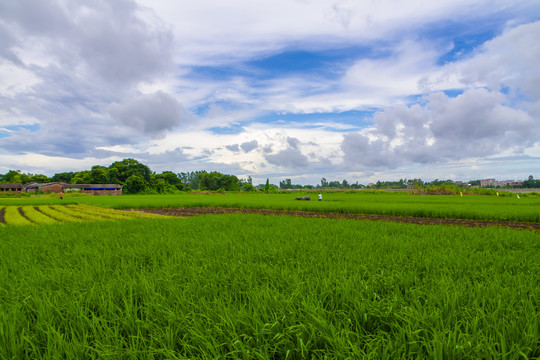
left=265, top=178, right=270, bottom=192
left=108, top=158, right=151, bottom=183
left=89, top=166, right=108, bottom=184
left=124, top=175, right=146, bottom=194
left=71, top=171, right=92, bottom=184
left=29, top=174, right=50, bottom=183
left=199, top=171, right=240, bottom=191
left=107, top=168, right=121, bottom=184
left=51, top=172, right=77, bottom=183
left=2, top=170, right=23, bottom=183
left=155, top=171, right=184, bottom=190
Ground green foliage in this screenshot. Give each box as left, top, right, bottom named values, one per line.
left=153, top=171, right=184, bottom=191
left=264, top=178, right=270, bottom=192
left=89, top=165, right=108, bottom=184
left=124, top=175, right=146, bottom=194
left=178, top=170, right=206, bottom=189
left=70, top=170, right=92, bottom=184
left=523, top=175, right=540, bottom=188
left=51, top=172, right=77, bottom=183
left=241, top=183, right=256, bottom=192
left=28, top=174, right=50, bottom=183
left=199, top=171, right=240, bottom=191
left=0, top=215, right=537, bottom=358
left=371, top=178, right=409, bottom=189
left=1, top=170, right=30, bottom=184
left=109, top=158, right=151, bottom=183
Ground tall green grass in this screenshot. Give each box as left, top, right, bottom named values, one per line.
left=0, top=215, right=538, bottom=359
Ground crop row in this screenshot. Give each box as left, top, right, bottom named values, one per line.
left=0, top=205, right=155, bottom=226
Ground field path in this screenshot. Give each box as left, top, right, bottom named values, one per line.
left=128, top=207, right=540, bottom=232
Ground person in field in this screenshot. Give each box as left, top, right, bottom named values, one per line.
left=318, top=193, right=322, bottom=201
left=59, top=192, right=63, bottom=200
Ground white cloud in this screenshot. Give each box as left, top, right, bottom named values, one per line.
left=341, top=88, right=538, bottom=171
left=1, top=0, right=539, bottom=184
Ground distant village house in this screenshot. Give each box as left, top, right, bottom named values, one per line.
left=1, top=182, right=122, bottom=195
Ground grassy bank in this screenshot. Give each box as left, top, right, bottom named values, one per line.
left=0, top=215, right=538, bottom=359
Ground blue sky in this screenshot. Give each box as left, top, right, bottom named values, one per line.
left=0, top=0, right=539, bottom=185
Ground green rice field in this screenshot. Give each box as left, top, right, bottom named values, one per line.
left=2, top=191, right=539, bottom=223
left=0, top=193, right=538, bottom=359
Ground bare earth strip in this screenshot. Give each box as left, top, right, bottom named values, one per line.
left=128, top=207, right=540, bottom=232
left=17, top=207, right=36, bottom=225
left=0, top=208, right=4, bottom=224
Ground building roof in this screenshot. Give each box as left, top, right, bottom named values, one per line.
left=24, top=182, right=66, bottom=189
left=63, top=184, right=122, bottom=189
left=0, top=183, right=23, bottom=188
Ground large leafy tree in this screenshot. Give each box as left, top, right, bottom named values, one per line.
left=108, top=158, right=151, bottom=183
left=89, top=166, right=108, bottom=184
left=199, top=171, right=241, bottom=191
left=51, top=172, right=77, bottom=183
left=124, top=175, right=146, bottom=194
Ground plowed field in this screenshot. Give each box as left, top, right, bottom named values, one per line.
left=129, top=207, right=540, bottom=232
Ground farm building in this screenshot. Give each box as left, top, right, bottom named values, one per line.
left=63, top=184, right=122, bottom=195
left=25, top=182, right=64, bottom=193
left=8, top=182, right=123, bottom=195
left=0, top=183, right=23, bottom=193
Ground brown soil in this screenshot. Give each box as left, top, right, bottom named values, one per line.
left=0, top=208, right=5, bottom=224
left=128, top=207, right=540, bottom=232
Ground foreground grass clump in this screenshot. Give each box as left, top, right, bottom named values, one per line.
left=0, top=215, right=538, bottom=359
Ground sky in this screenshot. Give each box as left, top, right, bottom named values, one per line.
left=1, top=0, right=539, bottom=186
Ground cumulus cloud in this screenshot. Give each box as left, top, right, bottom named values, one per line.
left=0, top=0, right=173, bottom=86
left=265, top=148, right=309, bottom=168
left=109, top=91, right=190, bottom=137
left=226, top=144, right=240, bottom=152
left=264, top=136, right=309, bottom=168
left=240, top=140, right=258, bottom=152
left=342, top=88, right=538, bottom=170
left=449, top=21, right=540, bottom=101
left=0, top=0, right=177, bottom=158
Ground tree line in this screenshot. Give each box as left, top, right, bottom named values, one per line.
left=0, top=159, right=256, bottom=194
left=1, top=158, right=538, bottom=194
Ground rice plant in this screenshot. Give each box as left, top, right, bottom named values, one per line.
left=0, top=215, right=537, bottom=359
left=3, top=206, right=33, bottom=225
